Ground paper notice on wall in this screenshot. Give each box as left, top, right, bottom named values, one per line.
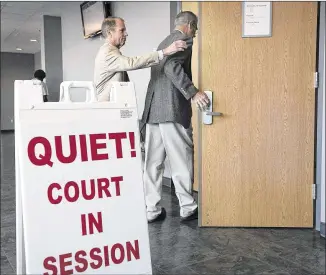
left=242, top=2, right=272, bottom=37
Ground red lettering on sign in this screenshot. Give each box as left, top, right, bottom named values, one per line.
left=89, top=248, right=102, bottom=269
left=27, top=132, right=137, bottom=167
left=108, top=133, right=127, bottom=158
left=43, top=256, right=56, bottom=275
left=111, top=243, right=124, bottom=264
left=111, top=176, right=123, bottom=196
left=28, top=136, right=53, bottom=167
left=47, top=183, right=62, bottom=204
left=59, top=253, right=73, bottom=275
left=43, top=240, right=140, bottom=274
left=75, top=250, right=88, bottom=273
left=126, top=240, right=140, bottom=261
left=97, top=178, right=111, bottom=198
left=128, top=132, right=136, bottom=157
left=89, top=134, right=109, bottom=161
left=64, top=181, right=80, bottom=203
left=47, top=177, right=123, bottom=205
left=81, top=212, right=103, bottom=236
left=103, top=245, right=110, bottom=266
left=55, top=136, right=77, bottom=164
left=81, top=179, right=96, bottom=200
left=79, top=135, right=88, bottom=162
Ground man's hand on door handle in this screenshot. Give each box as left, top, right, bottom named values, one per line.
left=192, top=91, right=210, bottom=111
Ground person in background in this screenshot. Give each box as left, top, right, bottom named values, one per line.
left=141, top=11, right=210, bottom=223
left=94, top=16, right=191, bottom=101
left=32, top=69, right=49, bottom=102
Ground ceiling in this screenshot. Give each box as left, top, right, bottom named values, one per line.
left=1, top=1, right=64, bottom=54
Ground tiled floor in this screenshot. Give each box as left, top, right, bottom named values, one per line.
left=1, top=132, right=325, bottom=274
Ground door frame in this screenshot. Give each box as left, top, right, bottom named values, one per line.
left=195, top=2, right=203, bottom=228
left=315, top=1, right=325, bottom=235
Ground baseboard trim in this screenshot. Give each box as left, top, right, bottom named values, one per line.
left=321, top=222, right=325, bottom=238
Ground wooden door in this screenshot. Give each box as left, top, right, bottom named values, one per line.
left=183, top=2, right=318, bottom=227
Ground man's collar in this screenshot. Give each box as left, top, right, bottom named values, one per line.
left=174, top=29, right=185, bottom=34
left=105, top=40, right=119, bottom=49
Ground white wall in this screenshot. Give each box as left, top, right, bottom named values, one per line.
left=61, top=2, right=102, bottom=82
left=60, top=1, right=170, bottom=117
left=1, top=53, right=34, bottom=130
left=34, top=51, right=41, bottom=71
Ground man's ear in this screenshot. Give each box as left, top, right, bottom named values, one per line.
left=105, top=30, right=111, bottom=37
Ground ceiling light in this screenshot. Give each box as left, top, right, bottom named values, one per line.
left=30, top=39, right=37, bottom=42
left=16, top=48, right=22, bottom=51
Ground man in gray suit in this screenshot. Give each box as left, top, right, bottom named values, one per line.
left=141, top=11, right=210, bottom=223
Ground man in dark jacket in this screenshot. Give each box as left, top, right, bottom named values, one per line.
left=141, top=11, right=210, bottom=223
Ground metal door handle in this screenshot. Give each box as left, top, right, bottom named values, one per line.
left=202, top=91, right=223, bottom=125
left=205, top=111, right=223, bottom=116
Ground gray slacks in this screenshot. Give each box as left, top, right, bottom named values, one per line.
left=143, top=122, right=198, bottom=221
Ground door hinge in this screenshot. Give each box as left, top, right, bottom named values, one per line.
left=314, top=72, right=319, bottom=88
left=312, top=184, right=316, bottom=200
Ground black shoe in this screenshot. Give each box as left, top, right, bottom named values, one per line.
left=148, top=208, right=166, bottom=223
left=181, top=208, right=198, bottom=222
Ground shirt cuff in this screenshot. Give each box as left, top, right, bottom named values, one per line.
left=157, top=50, right=164, bottom=60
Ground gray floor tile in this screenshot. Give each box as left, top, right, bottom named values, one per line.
left=259, top=267, right=318, bottom=275
left=152, top=265, right=167, bottom=275
left=169, top=265, right=199, bottom=274
left=1, top=226, right=16, bottom=270
left=150, top=230, right=219, bottom=270
left=186, top=254, right=275, bottom=275
left=1, top=248, right=14, bottom=275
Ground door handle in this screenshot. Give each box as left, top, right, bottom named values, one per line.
left=202, top=91, right=223, bottom=125
left=205, top=111, right=223, bottom=116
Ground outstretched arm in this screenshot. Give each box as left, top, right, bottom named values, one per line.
left=106, top=39, right=189, bottom=72
left=107, top=49, right=160, bottom=72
